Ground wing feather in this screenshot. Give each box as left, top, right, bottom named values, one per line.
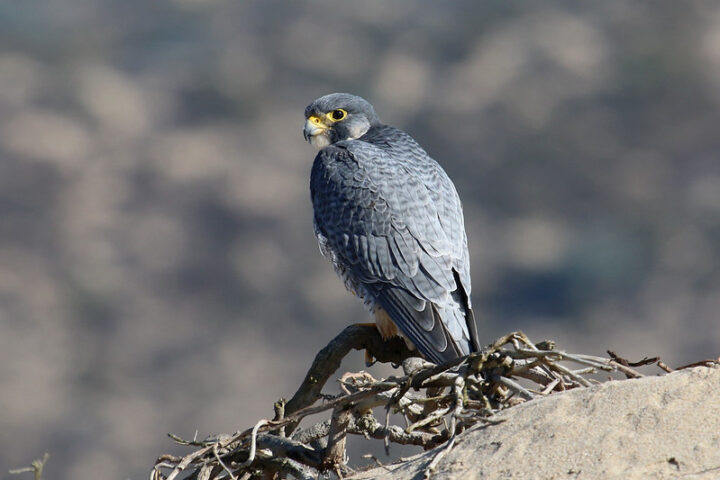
left=310, top=128, right=478, bottom=362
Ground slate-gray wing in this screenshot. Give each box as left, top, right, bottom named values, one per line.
left=310, top=126, right=478, bottom=364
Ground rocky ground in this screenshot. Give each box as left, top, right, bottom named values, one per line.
left=350, top=366, right=720, bottom=480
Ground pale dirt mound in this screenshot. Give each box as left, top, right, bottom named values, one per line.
left=350, top=366, right=720, bottom=480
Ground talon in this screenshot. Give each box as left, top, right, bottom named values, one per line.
left=365, top=350, right=376, bottom=367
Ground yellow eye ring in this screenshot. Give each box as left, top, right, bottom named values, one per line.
left=327, top=109, right=347, bottom=122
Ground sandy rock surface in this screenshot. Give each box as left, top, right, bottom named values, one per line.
left=350, top=366, right=720, bottom=480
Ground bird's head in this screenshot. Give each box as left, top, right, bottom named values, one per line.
left=303, top=93, right=381, bottom=149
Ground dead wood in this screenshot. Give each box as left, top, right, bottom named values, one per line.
left=151, top=329, right=719, bottom=480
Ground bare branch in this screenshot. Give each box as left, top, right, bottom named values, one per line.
left=151, top=328, right=719, bottom=480
left=9, top=453, right=49, bottom=480
left=284, top=324, right=414, bottom=434
left=323, top=406, right=352, bottom=469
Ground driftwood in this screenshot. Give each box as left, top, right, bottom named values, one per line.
left=150, top=326, right=719, bottom=480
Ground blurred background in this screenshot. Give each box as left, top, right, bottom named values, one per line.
left=1, top=1, right=720, bottom=478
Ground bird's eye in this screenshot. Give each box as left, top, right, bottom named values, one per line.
left=328, top=109, right=347, bottom=122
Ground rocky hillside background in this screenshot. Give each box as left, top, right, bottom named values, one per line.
left=1, top=2, right=720, bottom=479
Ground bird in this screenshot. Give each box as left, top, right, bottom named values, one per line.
left=304, top=93, right=480, bottom=365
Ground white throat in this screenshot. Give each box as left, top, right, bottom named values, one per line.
left=309, top=133, right=331, bottom=150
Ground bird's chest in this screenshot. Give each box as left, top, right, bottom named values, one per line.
left=311, top=155, right=397, bottom=231
left=313, top=226, right=375, bottom=309
left=312, top=151, right=384, bottom=197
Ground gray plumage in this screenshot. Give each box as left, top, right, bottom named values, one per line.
left=304, top=93, right=479, bottom=364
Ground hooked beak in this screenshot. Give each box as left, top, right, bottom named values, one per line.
left=303, top=115, right=329, bottom=143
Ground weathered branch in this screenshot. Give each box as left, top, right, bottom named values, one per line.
left=9, top=453, right=49, bottom=480
left=152, top=329, right=719, bottom=480
left=284, top=324, right=414, bottom=433
left=323, top=406, right=353, bottom=468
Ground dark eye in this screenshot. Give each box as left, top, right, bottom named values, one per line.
left=330, top=109, right=347, bottom=121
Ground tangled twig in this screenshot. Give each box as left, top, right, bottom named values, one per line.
left=151, top=328, right=719, bottom=480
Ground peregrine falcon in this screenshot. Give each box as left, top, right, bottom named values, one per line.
left=304, top=93, right=479, bottom=364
